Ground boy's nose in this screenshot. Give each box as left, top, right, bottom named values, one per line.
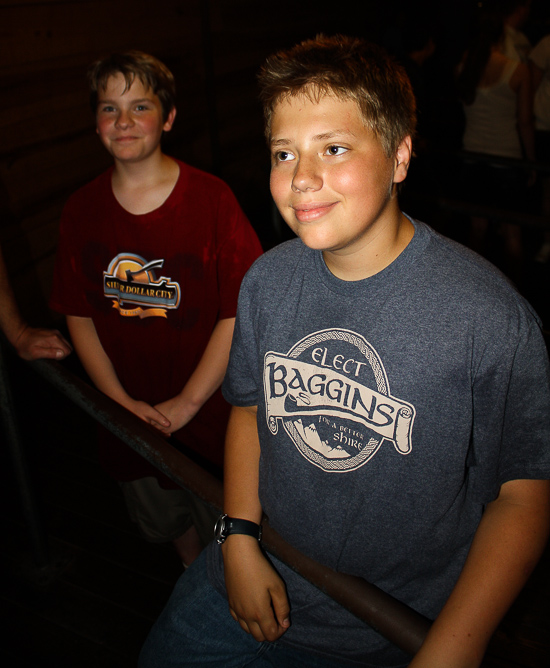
left=291, top=158, right=322, bottom=192
left=115, top=110, right=134, bottom=128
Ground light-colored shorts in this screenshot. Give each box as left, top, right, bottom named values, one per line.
left=120, top=476, right=217, bottom=545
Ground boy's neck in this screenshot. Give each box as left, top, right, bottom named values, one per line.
left=112, top=149, right=174, bottom=185
left=111, top=152, right=179, bottom=215
left=322, top=211, right=414, bottom=282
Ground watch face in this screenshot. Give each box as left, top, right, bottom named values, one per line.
left=214, top=514, right=227, bottom=544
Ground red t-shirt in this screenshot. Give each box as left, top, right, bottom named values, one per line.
left=51, top=160, right=262, bottom=482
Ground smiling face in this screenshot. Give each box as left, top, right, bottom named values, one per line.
left=95, top=73, right=175, bottom=165
left=269, top=92, right=412, bottom=279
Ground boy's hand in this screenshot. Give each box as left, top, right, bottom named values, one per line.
left=222, top=534, right=290, bottom=642
left=14, top=325, right=72, bottom=361
left=153, top=395, right=195, bottom=434
left=123, top=397, right=171, bottom=435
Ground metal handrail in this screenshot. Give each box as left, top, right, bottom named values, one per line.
left=1, top=348, right=431, bottom=656
left=438, top=196, right=549, bottom=230
left=452, top=149, right=550, bottom=174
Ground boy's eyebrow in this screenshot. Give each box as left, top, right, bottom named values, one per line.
left=270, top=129, right=357, bottom=146
left=97, top=96, right=154, bottom=105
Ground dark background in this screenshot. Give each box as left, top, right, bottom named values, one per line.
left=2, top=2, right=550, bottom=667
left=2, top=0, right=548, bottom=326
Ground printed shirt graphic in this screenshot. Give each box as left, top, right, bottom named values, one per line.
left=103, top=253, right=181, bottom=318
left=264, top=328, right=415, bottom=472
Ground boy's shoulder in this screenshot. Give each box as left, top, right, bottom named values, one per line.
left=67, top=167, right=113, bottom=203
left=237, top=238, right=308, bottom=312
left=247, top=221, right=514, bottom=294
left=64, top=159, right=238, bottom=213
left=176, top=159, right=232, bottom=190
left=176, top=160, right=244, bottom=205
left=243, top=237, right=307, bottom=282
left=63, top=166, right=119, bottom=218
left=422, top=223, right=536, bottom=310
left=406, top=222, right=543, bottom=336
left=243, top=221, right=540, bottom=329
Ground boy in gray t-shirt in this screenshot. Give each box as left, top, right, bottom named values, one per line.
left=140, top=36, right=550, bottom=668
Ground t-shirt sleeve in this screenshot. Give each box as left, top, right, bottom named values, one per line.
left=469, top=307, right=550, bottom=503
left=222, top=265, right=263, bottom=407
left=215, top=186, right=263, bottom=321
left=49, top=195, right=95, bottom=318
left=498, top=317, right=550, bottom=482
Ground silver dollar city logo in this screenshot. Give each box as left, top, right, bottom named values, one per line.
left=263, top=329, right=415, bottom=472
left=103, top=253, right=181, bottom=319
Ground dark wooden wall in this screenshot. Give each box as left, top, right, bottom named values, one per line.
left=0, top=0, right=455, bottom=325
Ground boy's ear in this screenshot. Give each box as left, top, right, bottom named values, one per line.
left=163, top=107, right=177, bottom=132
left=393, top=136, right=412, bottom=184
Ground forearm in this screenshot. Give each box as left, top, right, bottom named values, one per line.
left=222, top=404, right=263, bottom=522
left=66, top=315, right=129, bottom=403
left=410, top=479, right=550, bottom=668
left=518, top=120, right=536, bottom=162
left=155, top=317, right=235, bottom=431
left=220, top=404, right=290, bottom=642
left=182, top=316, right=236, bottom=414
left=0, top=250, right=71, bottom=360
left=516, top=66, right=536, bottom=162
left=0, top=249, right=27, bottom=346
left=221, top=405, right=263, bottom=568
left=67, top=315, right=169, bottom=431
left=529, top=62, right=543, bottom=96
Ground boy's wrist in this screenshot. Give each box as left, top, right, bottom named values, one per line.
left=215, top=514, right=262, bottom=544
left=220, top=531, right=264, bottom=563
left=173, top=391, right=202, bottom=421
left=3, top=318, right=27, bottom=347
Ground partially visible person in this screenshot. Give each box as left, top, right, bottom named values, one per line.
left=50, top=51, right=262, bottom=566
left=529, top=33, right=550, bottom=262
left=457, top=10, right=535, bottom=283
left=0, top=246, right=71, bottom=360
left=399, top=20, right=436, bottom=150
left=498, top=0, right=532, bottom=62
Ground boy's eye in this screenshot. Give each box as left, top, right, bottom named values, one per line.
left=325, top=145, right=348, bottom=156
left=274, top=150, right=296, bottom=162
left=135, top=104, right=149, bottom=112
left=99, top=105, right=116, bottom=113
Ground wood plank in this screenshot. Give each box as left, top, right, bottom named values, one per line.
left=0, top=99, right=92, bottom=155
left=0, top=1, right=202, bottom=67
left=0, top=133, right=110, bottom=213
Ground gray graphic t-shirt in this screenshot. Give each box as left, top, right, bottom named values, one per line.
left=209, top=219, right=550, bottom=667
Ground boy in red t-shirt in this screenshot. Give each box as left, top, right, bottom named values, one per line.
left=51, top=51, right=262, bottom=565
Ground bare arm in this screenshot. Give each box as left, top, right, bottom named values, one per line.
left=511, top=62, right=536, bottom=162
left=529, top=60, right=544, bottom=95
left=221, top=404, right=290, bottom=642
left=0, top=248, right=71, bottom=360
left=409, top=478, right=550, bottom=668
left=154, top=317, right=235, bottom=433
left=66, top=315, right=169, bottom=432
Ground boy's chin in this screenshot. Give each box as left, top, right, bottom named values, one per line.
left=291, top=227, right=336, bottom=252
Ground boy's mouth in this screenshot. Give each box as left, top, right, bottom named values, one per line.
left=292, top=202, right=337, bottom=222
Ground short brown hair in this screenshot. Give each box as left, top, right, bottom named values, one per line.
left=258, top=35, right=416, bottom=157
left=88, top=50, right=176, bottom=122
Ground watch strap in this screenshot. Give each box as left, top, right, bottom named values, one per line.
left=215, top=514, right=262, bottom=544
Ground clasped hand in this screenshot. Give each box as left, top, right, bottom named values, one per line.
left=222, top=535, right=290, bottom=642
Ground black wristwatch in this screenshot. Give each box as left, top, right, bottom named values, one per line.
left=214, top=514, right=262, bottom=544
